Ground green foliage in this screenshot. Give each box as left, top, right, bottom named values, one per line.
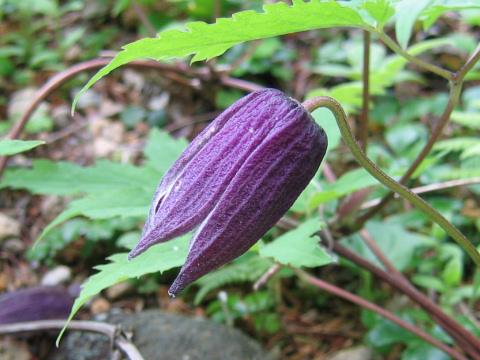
left=395, top=0, right=434, bottom=49
left=73, top=0, right=384, bottom=110
left=341, top=220, right=430, bottom=272
left=1, top=129, right=187, bottom=241
left=420, top=1, right=480, bottom=29
left=0, top=139, right=44, bottom=155
left=57, top=233, right=190, bottom=344
left=259, top=218, right=332, bottom=268
left=194, top=254, right=274, bottom=305
left=28, top=217, right=140, bottom=265
left=206, top=290, right=279, bottom=333
left=365, top=311, right=452, bottom=360
left=3, top=1, right=480, bottom=358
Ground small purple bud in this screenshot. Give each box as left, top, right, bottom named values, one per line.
left=128, top=88, right=328, bottom=296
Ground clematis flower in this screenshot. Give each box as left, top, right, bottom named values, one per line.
left=128, top=88, right=328, bottom=296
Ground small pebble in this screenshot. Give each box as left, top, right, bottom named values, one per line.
left=41, top=266, right=72, bottom=286
left=90, top=297, right=111, bottom=315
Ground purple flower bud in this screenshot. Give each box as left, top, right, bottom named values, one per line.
left=128, top=88, right=327, bottom=296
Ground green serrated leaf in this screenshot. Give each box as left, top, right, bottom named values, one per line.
left=461, top=144, right=480, bottom=159
left=36, top=188, right=151, bottom=242
left=361, top=0, right=395, bottom=29
left=395, top=0, right=435, bottom=49
left=421, top=1, right=480, bottom=29
left=310, top=168, right=379, bottom=207
left=411, top=274, right=446, bottom=292
left=1, top=159, right=159, bottom=195
left=194, top=254, right=273, bottom=305
left=259, top=218, right=332, bottom=268
left=450, top=111, right=480, bottom=130
left=0, top=139, right=45, bottom=156
left=443, top=257, right=463, bottom=287
left=341, top=221, right=429, bottom=272
left=57, top=234, right=190, bottom=345
left=434, top=137, right=479, bottom=152
left=73, top=0, right=369, bottom=111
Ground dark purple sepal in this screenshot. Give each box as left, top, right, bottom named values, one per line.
left=128, top=89, right=328, bottom=297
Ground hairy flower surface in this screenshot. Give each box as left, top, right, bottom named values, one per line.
left=128, top=88, right=328, bottom=296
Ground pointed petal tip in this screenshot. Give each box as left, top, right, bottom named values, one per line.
left=127, top=246, right=143, bottom=260
left=168, top=277, right=186, bottom=297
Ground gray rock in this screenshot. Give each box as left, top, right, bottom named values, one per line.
left=326, top=345, right=374, bottom=360
left=48, top=310, right=276, bottom=360
left=41, top=265, right=72, bottom=286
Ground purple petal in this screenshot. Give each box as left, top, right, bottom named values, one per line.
left=168, top=104, right=327, bottom=296
left=129, top=89, right=302, bottom=259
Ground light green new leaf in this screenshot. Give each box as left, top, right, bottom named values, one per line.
left=361, top=0, right=395, bottom=29
left=450, top=111, right=480, bottom=130
left=341, top=221, right=429, bottom=272
left=310, top=168, right=380, bottom=207
left=57, top=234, right=190, bottom=345
left=73, top=0, right=369, bottom=111
left=144, top=128, right=188, bottom=174
left=36, top=188, right=152, bottom=242
left=0, top=139, right=45, bottom=156
left=259, top=218, right=332, bottom=268
left=1, top=159, right=159, bottom=195
left=421, top=1, right=480, bottom=29
left=395, top=0, right=434, bottom=49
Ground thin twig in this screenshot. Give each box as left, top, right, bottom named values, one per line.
left=355, top=82, right=461, bottom=225
left=0, top=319, right=146, bottom=360
left=131, top=0, right=157, bottom=37
left=295, top=269, right=469, bottom=360
left=359, top=229, right=413, bottom=287
left=0, top=319, right=117, bottom=339
left=373, top=28, right=454, bottom=81
left=254, top=263, right=282, bottom=291
left=332, top=242, right=480, bottom=358
left=279, top=218, right=480, bottom=355
left=361, top=178, right=480, bottom=209
left=454, top=42, right=480, bottom=82
left=115, top=334, right=146, bottom=360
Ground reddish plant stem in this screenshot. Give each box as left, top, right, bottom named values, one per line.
left=223, top=39, right=265, bottom=78
left=332, top=241, right=480, bottom=358
left=359, top=229, right=412, bottom=287
left=277, top=214, right=480, bottom=356
left=131, top=0, right=157, bottom=37
left=361, top=178, right=480, bottom=209
left=295, top=268, right=469, bottom=360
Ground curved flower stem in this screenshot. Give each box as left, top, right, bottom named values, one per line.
left=294, top=269, right=469, bottom=360
left=355, top=82, right=461, bottom=225
left=302, top=96, right=480, bottom=266
left=355, top=43, right=480, bottom=225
